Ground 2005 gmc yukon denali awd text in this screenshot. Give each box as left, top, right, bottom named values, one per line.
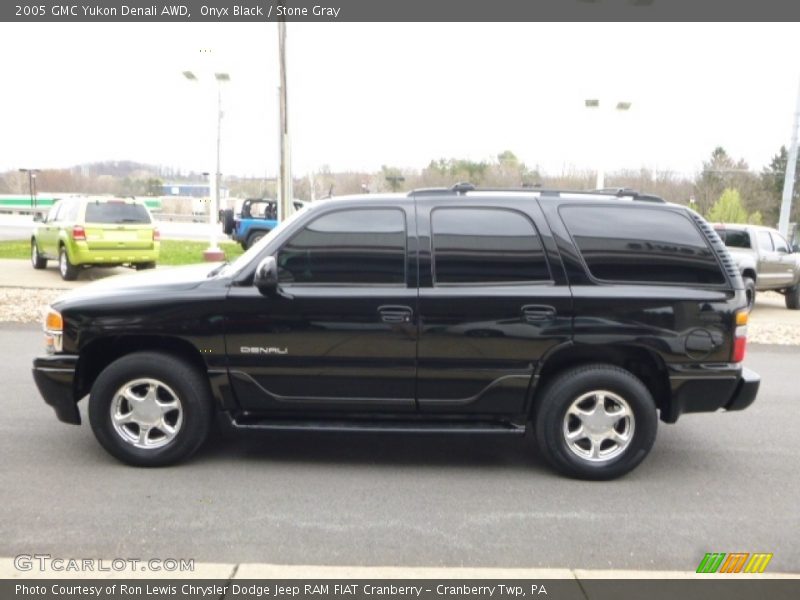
left=32, top=185, right=760, bottom=480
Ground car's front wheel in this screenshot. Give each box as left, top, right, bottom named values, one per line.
left=743, top=277, right=756, bottom=311
left=786, top=283, right=800, bottom=310
left=88, top=352, right=213, bottom=467
left=58, top=246, right=79, bottom=281
left=534, top=364, right=658, bottom=480
left=134, top=262, right=156, bottom=270
left=31, top=239, right=47, bottom=269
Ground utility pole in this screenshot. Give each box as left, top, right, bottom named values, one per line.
left=778, top=77, right=800, bottom=238
left=277, top=17, right=293, bottom=222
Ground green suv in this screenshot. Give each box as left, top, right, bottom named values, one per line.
left=31, top=197, right=160, bottom=280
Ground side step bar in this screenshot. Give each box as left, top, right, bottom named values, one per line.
left=225, top=415, right=526, bottom=435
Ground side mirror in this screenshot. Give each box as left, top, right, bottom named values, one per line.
left=253, top=256, right=279, bottom=295
left=33, top=213, right=43, bottom=223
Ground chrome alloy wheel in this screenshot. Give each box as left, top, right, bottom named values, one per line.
left=110, top=378, right=183, bottom=449
left=562, top=390, right=634, bottom=462
left=59, top=251, right=67, bottom=278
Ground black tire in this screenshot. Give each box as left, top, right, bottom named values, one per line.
left=534, top=364, right=658, bottom=480
left=786, top=283, right=800, bottom=310
left=31, top=238, right=47, bottom=269
left=134, top=262, right=156, bottom=271
left=88, top=352, right=213, bottom=467
left=246, top=230, right=268, bottom=249
left=58, top=246, right=79, bottom=281
left=221, top=209, right=235, bottom=235
left=743, top=277, right=756, bottom=312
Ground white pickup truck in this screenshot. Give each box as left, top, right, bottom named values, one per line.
left=714, top=223, right=800, bottom=310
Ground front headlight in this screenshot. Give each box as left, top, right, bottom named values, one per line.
left=43, top=308, right=63, bottom=354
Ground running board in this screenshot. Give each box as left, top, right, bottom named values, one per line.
left=226, top=416, right=527, bottom=435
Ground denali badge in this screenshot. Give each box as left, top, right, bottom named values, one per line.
left=241, top=346, right=288, bottom=355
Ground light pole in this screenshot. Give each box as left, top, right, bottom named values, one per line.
left=277, top=19, right=293, bottom=222
left=585, top=99, right=632, bottom=189
left=18, top=168, right=40, bottom=210
left=183, top=70, right=230, bottom=261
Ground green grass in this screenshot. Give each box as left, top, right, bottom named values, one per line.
left=0, top=239, right=245, bottom=265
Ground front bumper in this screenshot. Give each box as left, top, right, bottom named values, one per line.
left=32, top=354, right=80, bottom=425
left=663, top=364, right=760, bottom=423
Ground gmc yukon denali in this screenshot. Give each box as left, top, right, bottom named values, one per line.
left=32, top=186, right=760, bottom=479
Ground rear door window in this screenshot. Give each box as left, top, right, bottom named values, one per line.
left=431, top=208, right=550, bottom=284
left=561, top=206, right=725, bottom=285
left=85, top=202, right=151, bottom=224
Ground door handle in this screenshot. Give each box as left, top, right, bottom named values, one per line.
left=521, top=305, right=557, bottom=323
left=378, top=305, right=413, bottom=324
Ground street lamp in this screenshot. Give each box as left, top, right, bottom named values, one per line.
left=183, top=69, right=230, bottom=261
left=18, top=168, right=40, bottom=210
left=585, top=99, right=632, bottom=189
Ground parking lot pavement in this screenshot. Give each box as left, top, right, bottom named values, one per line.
left=1, top=324, right=798, bottom=573
left=0, top=258, right=129, bottom=289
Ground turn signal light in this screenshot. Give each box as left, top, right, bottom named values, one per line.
left=45, top=309, right=63, bottom=332
left=153, top=227, right=160, bottom=241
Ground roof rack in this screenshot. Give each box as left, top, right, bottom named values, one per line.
left=409, top=184, right=666, bottom=203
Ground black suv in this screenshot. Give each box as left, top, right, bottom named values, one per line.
left=32, top=186, right=759, bottom=479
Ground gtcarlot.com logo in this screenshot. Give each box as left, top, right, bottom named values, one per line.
left=696, top=552, right=773, bottom=574
left=14, top=554, right=194, bottom=573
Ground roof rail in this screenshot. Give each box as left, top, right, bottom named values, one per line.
left=408, top=184, right=666, bottom=203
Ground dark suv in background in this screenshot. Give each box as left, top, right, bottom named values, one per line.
left=32, top=186, right=759, bottom=479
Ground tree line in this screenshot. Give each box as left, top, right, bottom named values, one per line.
left=2, top=146, right=798, bottom=226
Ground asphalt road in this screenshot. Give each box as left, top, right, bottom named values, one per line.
left=1, top=324, right=798, bottom=573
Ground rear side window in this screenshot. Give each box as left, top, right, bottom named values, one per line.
left=85, top=202, right=151, bottom=224
left=715, top=228, right=751, bottom=249
left=431, top=208, right=550, bottom=284
left=561, top=206, right=725, bottom=285
left=278, top=208, right=406, bottom=285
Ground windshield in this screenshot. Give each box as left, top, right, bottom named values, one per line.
left=217, top=205, right=310, bottom=278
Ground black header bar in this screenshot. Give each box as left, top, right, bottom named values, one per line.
left=3, top=0, right=800, bottom=23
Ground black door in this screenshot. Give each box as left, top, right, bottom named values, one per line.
left=225, top=205, right=418, bottom=413
left=415, top=195, right=572, bottom=415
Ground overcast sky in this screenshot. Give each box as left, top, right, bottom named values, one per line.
left=2, top=22, right=800, bottom=179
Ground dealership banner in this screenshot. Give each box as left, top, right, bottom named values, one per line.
left=4, top=0, right=800, bottom=22
left=5, top=579, right=800, bottom=600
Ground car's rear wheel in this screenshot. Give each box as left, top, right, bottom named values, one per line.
left=246, top=230, right=268, bottom=249
left=58, top=246, right=79, bottom=281
left=786, top=283, right=800, bottom=310
left=31, top=239, right=47, bottom=269
left=534, top=364, right=657, bottom=480
left=89, top=352, right=213, bottom=467
left=134, top=262, right=156, bottom=270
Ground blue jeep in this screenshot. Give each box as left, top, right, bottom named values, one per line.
left=221, top=198, right=307, bottom=249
